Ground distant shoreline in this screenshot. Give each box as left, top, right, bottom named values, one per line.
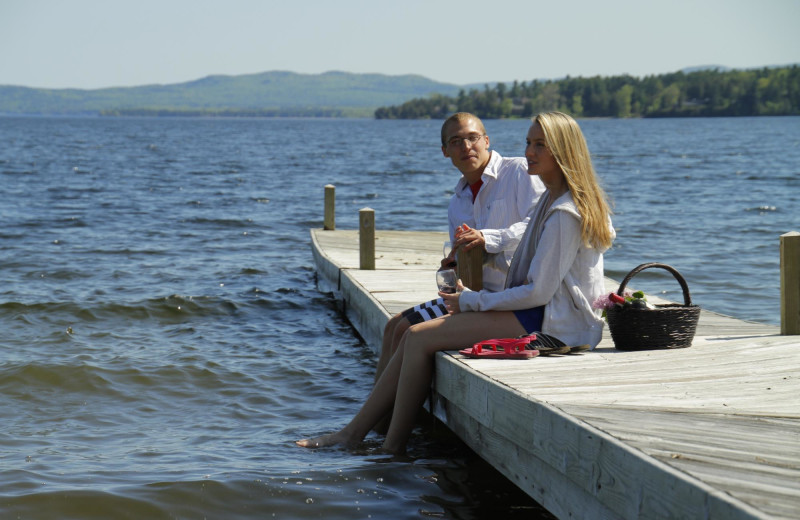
left=3, top=112, right=799, bottom=121
left=2, top=66, right=797, bottom=120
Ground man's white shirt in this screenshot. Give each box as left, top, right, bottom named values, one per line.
left=448, top=151, right=545, bottom=292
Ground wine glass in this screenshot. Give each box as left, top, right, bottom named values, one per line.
left=436, top=269, right=457, bottom=294
left=443, top=241, right=452, bottom=259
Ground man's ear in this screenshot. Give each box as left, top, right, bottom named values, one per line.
left=442, top=146, right=449, bottom=158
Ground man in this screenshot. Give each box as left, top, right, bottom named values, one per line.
left=442, top=112, right=543, bottom=290
left=373, top=112, right=545, bottom=385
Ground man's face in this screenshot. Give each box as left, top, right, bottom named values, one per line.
left=441, top=118, right=491, bottom=176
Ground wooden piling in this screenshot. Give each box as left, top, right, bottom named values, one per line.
left=781, top=231, right=800, bottom=335
left=323, top=184, right=335, bottom=230
left=456, top=246, right=483, bottom=291
left=359, top=208, right=375, bottom=270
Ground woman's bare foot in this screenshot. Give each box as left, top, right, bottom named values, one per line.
left=295, top=431, right=351, bottom=449
left=380, top=438, right=407, bottom=455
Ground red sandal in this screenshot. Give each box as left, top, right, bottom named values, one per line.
left=458, top=335, right=540, bottom=359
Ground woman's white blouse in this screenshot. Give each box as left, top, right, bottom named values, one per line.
left=458, top=191, right=612, bottom=348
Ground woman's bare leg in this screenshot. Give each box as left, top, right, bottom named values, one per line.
left=373, top=313, right=413, bottom=433
left=296, top=332, right=409, bottom=449
left=382, top=311, right=526, bottom=453
left=375, top=313, right=409, bottom=383
left=298, top=310, right=526, bottom=452
left=374, top=313, right=437, bottom=434
left=376, top=299, right=446, bottom=383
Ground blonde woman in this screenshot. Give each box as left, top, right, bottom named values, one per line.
left=298, top=112, right=614, bottom=454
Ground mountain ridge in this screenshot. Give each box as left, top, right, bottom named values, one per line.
left=2, top=65, right=796, bottom=117
left=0, top=70, right=463, bottom=116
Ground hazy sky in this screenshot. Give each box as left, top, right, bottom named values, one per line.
left=2, top=0, right=798, bottom=90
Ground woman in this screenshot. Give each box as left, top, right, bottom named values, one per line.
left=297, top=112, right=614, bottom=454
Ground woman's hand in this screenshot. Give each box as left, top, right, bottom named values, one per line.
left=439, top=279, right=466, bottom=314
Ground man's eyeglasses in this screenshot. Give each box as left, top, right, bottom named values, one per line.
left=446, top=134, right=485, bottom=148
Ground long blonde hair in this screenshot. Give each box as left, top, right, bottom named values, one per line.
left=534, top=111, right=613, bottom=250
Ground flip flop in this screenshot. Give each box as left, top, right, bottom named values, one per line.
left=535, top=345, right=572, bottom=356
left=524, top=332, right=571, bottom=356
left=459, top=336, right=540, bottom=359
left=568, top=344, right=591, bottom=354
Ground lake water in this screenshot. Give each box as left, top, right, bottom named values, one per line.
left=0, top=115, right=797, bottom=519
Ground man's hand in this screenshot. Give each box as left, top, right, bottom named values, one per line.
left=440, top=249, right=457, bottom=269
left=454, top=224, right=485, bottom=252
left=440, top=256, right=456, bottom=269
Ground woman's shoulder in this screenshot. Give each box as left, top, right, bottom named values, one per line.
left=548, top=192, right=580, bottom=218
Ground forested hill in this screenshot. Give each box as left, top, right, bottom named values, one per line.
left=0, top=71, right=462, bottom=117
left=374, top=66, right=800, bottom=119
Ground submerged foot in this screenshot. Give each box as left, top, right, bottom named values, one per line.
left=295, top=431, right=351, bottom=449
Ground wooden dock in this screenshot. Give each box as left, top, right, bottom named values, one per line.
left=311, top=228, right=800, bottom=520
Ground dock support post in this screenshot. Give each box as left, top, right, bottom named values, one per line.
left=780, top=231, right=800, bottom=335
left=359, top=207, right=375, bottom=270
left=456, top=247, right=483, bottom=291
left=323, top=184, right=335, bottom=230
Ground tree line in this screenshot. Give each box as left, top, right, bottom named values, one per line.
left=374, top=66, right=800, bottom=119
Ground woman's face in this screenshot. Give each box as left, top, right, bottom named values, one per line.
left=525, top=123, right=562, bottom=187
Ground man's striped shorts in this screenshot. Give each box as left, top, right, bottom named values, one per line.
left=400, top=298, right=449, bottom=325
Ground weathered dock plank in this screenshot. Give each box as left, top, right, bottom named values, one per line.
left=310, top=228, right=800, bottom=520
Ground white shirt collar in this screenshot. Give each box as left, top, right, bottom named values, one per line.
left=454, top=151, right=500, bottom=192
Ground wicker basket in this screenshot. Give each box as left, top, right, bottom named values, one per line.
left=607, top=263, right=700, bottom=351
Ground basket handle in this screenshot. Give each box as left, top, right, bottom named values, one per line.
left=615, top=262, right=694, bottom=306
